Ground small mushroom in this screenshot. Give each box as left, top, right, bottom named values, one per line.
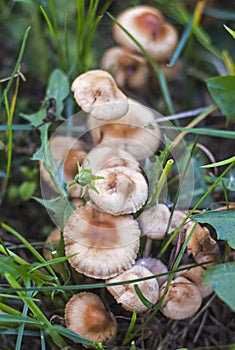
left=113, top=6, right=178, bottom=61
left=63, top=202, right=141, bottom=279
left=194, top=244, right=220, bottom=268
left=106, top=265, right=159, bottom=313
left=71, top=69, right=129, bottom=121
left=160, top=276, right=202, bottom=320
left=40, top=136, right=88, bottom=198
left=65, top=292, right=117, bottom=346
left=136, top=257, right=168, bottom=286
left=186, top=221, right=217, bottom=257
left=175, top=264, right=213, bottom=298
left=87, top=98, right=161, bottom=160
left=101, top=46, right=149, bottom=89
left=138, top=203, right=171, bottom=240
left=88, top=165, right=148, bottom=215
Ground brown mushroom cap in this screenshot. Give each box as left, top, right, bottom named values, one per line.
left=101, top=46, right=149, bottom=89
left=88, top=165, right=148, bottom=215
left=113, top=6, right=178, bottom=61
left=63, top=202, right=141, bottom=279
left=87, top=98, right=161, bottom=160
left=186, top=221, right=217, bottom=257
left=40, top=136, right=88, bottom=198
left=71, top=69, right=129, bottom=121
left=160, top=276, right=202, bottom=320
left=65, top=292, right=117, bottom=345
left=136, top=257, right=168, bottom=286
left=106, top=265, right=159, bottom=313
left=138, top=203, right=171, bottom=239
left=175, top=264, right=213, bottom=298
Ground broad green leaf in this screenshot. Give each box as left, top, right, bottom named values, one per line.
left=19, top=181, right=36, bottom=200
left=21, top=109, right=46, bottom=128
left=204, top=262, right=235, bottom=311
left=191, top=210, right=235, bottom=248
left=206, top=76, right=235, bottom=122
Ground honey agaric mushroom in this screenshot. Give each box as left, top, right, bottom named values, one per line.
left=138, top=203, right=171, bottom=240
left=71, top=69, right=129, bottom=121
left=160, top=276, right=202, bottom=320
left=63, top=202, right=141, bottom=279
left=106, top=265, right=159, bottom=313
left=65, top=292, right=117, bottom=346
left=113, top=6, right=178, bottom=61
left=87, top=98, right=161, bottom=160
left=88, top=165, right=148, bottom=215
left=101, top=46, right=149, bottom=89
left=40, top=136, right=88, bottom=198
left=186, top=221, right=217, bottom=257
left=82, top=144, right=140, bottom=174
left=136, top=257, right=168, bottom=286
left=175, top=264, right=213, bottom=298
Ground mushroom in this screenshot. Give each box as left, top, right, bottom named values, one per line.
left=113, top=5, right=178, bottom=61
left=63, top=202, right=141, bottom=279
left=82, top=144, right=141, bottom=174
left=169, top=209, right=189, bottom=232
left=106, top=265, right=159, bottom=313
left=138, top=203, right=171, bottom=240
left=87, top=98, right=161, bottom=160
left=175, top=264, right=213, bottom=298
left=88, top=165, right=148, bottom=215
left=160, top=276, right=202, bottom=320
left=136, top=257, right=168, bottom=286
left=101, top=46, right=149, bottom=89
left=186, top=221, right=217, bottom=257
left=194, top=244, right=220, bottom=268
left=71, top=69, right=129, bottom=121
left=40, top=136, right=88, bottom=198
left=65, top=292, right=117, bottom=345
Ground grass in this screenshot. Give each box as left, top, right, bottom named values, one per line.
left=0, top=0, right=235, bottom=349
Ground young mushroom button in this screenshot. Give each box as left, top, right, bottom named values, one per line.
left=63, top=202, right=141, bottom=279
left=71, top=69, right=129, bottom=121
left=65, top=292, right=117, bottom=346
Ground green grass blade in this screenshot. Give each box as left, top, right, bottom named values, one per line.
left=122, top=311, right=137, bottom=346
left=40, top=5, right=56, bottom=40
left=16, top=283, right=32, bottom=350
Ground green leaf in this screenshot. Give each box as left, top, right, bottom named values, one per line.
left=224, top=24, right=235, bottom=38
left=206, top=76, right=235, bottom=122
left=204, top=262, right=235, bottom=311
left=21, top=109, right=46, bottom=128
left=191, top=210, right=235, bottom=248
left=19, top=181, right=36, bottom=200
left=0, top=314, right=43, bottom=326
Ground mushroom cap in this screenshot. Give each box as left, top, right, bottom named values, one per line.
left=138, top=203, right=171, bottom=239
left=63, top=202, right=141, bottom=279
left=186, top=221, right=217, bottom=257
left=194, top=244, right=220, bottom=268
left=175, top=264, right=213, bottom=298
left=83, top=144, right=140, bottom=174
left=88, top=165, right=148, bottom=215
left=87, top=98, right=161, bottom=160
left=71, top=69, right=129, bottom=121
left=160, top=276, right=202, bottom=320
left=160, top=59, right=182, bottom=81
left=136, top=257, right=168, bottom=286
left=113, top=6, right=178, bottom=61
left=101, top=46, right=149, bottom=89
left=65, top=292, right=117, bottom=345
left=40, top=136, right=88, bottom=198
left=169, top=209, right=189, bottom=232
left=106, top=265, right=159, bottom=313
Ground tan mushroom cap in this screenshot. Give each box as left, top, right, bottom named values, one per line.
left=63, top=203, right=141, bottom=279
left=113, top=6, right=178, bottom=61
left=101, top=46, right=149, bottom=89
left=194, top=244, right=220, bottom=268
left=88, top=165, right=148, bottom=215
left=87, top=98, right=161, bottom=160
left=136, top=257, right=168, bottom=286
left=138, top=203, right=171, bottom=239
left=82, top=144, right=140, bottom=174
left=169, top=209, right=189, bottom=232
left=107, top=265, right=159, bottom=313
left=160, top=276, right=202, bottom=320
left=175, top=264, right=213, bottom=298
left=65, top=292, right=117, bottom=345
left=71, top=69, right=129, bottom=121
left=186, top=221, right=217, bottom=257
left=40, top=136, right=88, bottom=198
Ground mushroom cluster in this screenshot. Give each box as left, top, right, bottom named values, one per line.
left=101, top=5, right=180, bottom=90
